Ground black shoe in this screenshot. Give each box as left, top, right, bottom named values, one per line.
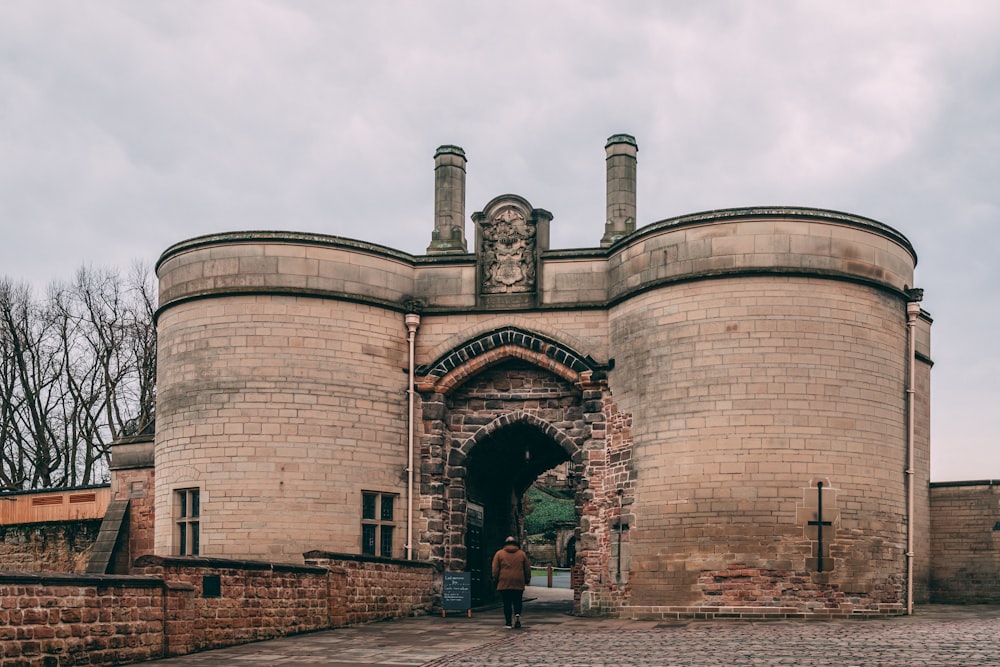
left=514, top=615, right=521, bottom=629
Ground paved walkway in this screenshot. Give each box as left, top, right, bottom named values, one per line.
left=142, top=588, right=1000, bottom=666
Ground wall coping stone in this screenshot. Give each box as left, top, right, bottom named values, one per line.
left=930, top=480, right=1000, bottom=488
left=135, top=554, right=329, bottom=575
left=0, top=571, right=163, bottom=588
left=303, top=550, right=438, bottom=570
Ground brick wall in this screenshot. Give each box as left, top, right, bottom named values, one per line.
left=303, top=551, right=437, bottom=626
left=0, top=572, right=164, bottom=667
left=110, top=443, right=156, bottom=573
left=0, top=553, right=440, bottom=666
left=929, top=482, right=1000, bottom=603
left=0, top=520, right=101, bottom=573
left=132, top=555, right=330, bottom=656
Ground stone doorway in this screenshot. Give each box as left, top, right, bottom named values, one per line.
left=464, top=421, right=573, bottom=603
left=414, top=327, right=626, bottom=612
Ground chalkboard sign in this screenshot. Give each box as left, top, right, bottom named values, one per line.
left=442, top=571, right=472, bottom=614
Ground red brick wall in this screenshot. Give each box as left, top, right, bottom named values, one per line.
left=132, top=555, right=330, bottom=656
left=303, top=551, right=437, bottom=626
left=0, top=573, right=164, bottom=666
left=929, top=482, right=1000, bottom=603
left=112, top=466, right=156, bottom=573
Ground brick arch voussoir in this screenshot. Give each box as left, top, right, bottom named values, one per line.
left=431, top=345, right=582, bottom=395
left=459, top=410, right=579, bottom=461
left=415, top=326, right=603, bottom=395
left=421, top=318, right=599, bottom=369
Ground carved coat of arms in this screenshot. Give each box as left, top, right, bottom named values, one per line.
left=481, top=207, right=536, bottom=294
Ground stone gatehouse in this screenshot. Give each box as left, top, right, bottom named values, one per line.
left=143, top=134, right=932, bottom=618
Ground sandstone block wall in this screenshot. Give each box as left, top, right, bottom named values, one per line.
left=606, top=210, right=916, bottom=300
left=929, top=482, right=1000, bottom=603
left=912, top=314, right=933, bottom=603
left=154, top=293, right=409, bottom=562
left=609, top=275, right=917, bottom=612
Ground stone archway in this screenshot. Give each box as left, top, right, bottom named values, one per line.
left=461, top=415, right=575, bottom=603
left=414, top=327, right=635, bottom=612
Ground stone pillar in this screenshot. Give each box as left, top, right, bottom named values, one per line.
left=427, top=145, right=468, bottom=254
left=601, top=134, right=638, bottom=247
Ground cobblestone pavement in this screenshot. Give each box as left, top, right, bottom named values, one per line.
left=141, top=587, right=1000, bottom=667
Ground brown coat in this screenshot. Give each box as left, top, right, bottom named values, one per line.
left=492, top=544, right=531, bottom=591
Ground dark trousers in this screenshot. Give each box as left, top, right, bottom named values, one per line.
left=499, top=589, right=523, bottom=625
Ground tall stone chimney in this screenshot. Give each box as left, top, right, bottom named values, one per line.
left=427, top=145, right=468, bottom=254
left=601, top=134, right=638, bottom=247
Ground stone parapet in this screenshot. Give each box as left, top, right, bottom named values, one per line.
left=607, top=207, right=916, bottom=303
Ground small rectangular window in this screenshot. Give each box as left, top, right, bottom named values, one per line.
left=380, top=525, right=394, bottom=558
left=362, top=493, right=377, bottom=521
left=362, top=524, right=376, bottom=555
left=175, top=488, right=201, bottom=556
left=361, top=491, right=397, bottom=558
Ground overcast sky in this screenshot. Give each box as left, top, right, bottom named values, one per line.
left=1, top=1, right=997, bottom=481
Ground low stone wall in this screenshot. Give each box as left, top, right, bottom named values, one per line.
left=0, top=520, right=101, bottom=573
left=0, top=552, right=441, bottom=665
left=303, top=551, right=437, bottom=626
left=132, top=555, right=330, bottom=656
left=0, top=572, right=164, bottom=666
left=929, top=482, right=1000, bottom=603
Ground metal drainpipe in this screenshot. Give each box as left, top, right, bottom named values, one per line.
left=404, top=312, right=421, bottom=560
left=905, top=299, right=921, bottom=614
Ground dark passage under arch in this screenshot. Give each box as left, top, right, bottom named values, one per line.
left=464, top=422, right=572, bottom=603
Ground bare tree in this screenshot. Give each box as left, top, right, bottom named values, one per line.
left=0, top=279, right=67, bottom=488
left=0, top=265, right=156, bottom=491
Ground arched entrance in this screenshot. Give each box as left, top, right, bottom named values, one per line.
left=463, top=416, right=575, bottom=602
left=414, top=327, right=617, bottom=606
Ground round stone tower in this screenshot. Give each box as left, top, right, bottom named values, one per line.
left=600, top=208, right=926, bottom=615
left=153, top=234, right=417, bottom=562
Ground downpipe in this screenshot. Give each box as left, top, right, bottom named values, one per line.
left=905, top=299, right=921, bottom=614
left=404, top=312, right=421, bottom=560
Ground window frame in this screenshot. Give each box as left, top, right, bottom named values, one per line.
left=361, top=491, right=397, bottom=559
left=174, top=487, right=201, bottom=556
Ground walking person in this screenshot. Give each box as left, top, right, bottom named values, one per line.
left=492, top=535, right=531, bottom=629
